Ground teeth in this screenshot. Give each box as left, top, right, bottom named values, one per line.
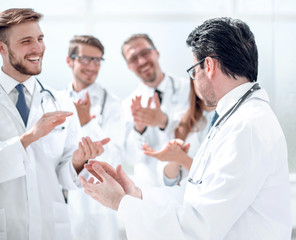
left=141, top=66, right=150, bottom=72
left=28, top=57, right=39, bottom=61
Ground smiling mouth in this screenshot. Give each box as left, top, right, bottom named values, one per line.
left=27, top=56, right=41, bottom=63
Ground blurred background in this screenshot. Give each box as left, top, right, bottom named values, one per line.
left=1, top=0, right=296, bottom=235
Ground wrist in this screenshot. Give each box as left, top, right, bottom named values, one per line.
left=20, top=130, right=36, bottom=149
left=80, top=117, right=92, bottom=127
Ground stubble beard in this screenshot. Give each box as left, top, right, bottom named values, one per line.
left=8, top=49, right=42, bottom=76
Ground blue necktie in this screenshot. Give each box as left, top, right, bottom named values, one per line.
left=15, top=84, right=30, bottom=126
left=208, top=110, right=219, bottom=131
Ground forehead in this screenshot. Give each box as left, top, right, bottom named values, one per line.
left=7, top=21, right=43, bottom=42
left=77, top=44, right=102, bottom=57
left=123, top=38, right=151, bottom=58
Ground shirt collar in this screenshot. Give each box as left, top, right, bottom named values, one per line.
left=216, top=82, right=256, bottom=118
left=68, top=81, right=103, bottom=100
left=0, top=69, right=35, bottom=96
left=139, top=73, right=169, bottom=94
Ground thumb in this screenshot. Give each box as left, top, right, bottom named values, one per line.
left=183, top=143, right=190, bottom=153
left=116, top=165, right=131, bottom=188
left=96, top=137, right=111, bottom=146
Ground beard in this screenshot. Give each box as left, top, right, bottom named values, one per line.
left=8, top=48, right=42, bottom=76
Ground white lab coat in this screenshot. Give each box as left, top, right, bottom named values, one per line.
left=117, top=83, right=292, bottom=240
left=0, top=74, right=81, bottom=240
left=122, top=74, right=190, bottom=187
left=65, top=82, right=125, bottom=240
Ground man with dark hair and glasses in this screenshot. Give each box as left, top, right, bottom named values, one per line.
left=121, top=33, right=190, bottom=187
left=80, top=18, right=291, bottom=240
left=64, top=35, right=125, bottom=240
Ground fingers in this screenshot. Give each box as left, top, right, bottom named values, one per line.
left=84, top=163, right=103, bottom=182
left=147, top=96, right=153, bottom=108
left=153, top=92, right=161, bottom=108
left=142, top=143, right=154, bottom=152
left=91, top=162, right=112, bottom=183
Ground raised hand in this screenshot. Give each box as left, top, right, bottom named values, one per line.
left=131, top=96, right=147, bottom=133
left=143, top=139, right=192, bottom=171
left=131, top=93, right=168, bottom=133
left=20, top=111, right=73, bottom=149
left=85, top=161, right=142, bottom=199
left=72, top=137, right=110, bottom=174
left=80, top=162, right=125, bottom=210
left=74, top=90, right=96, bottom=126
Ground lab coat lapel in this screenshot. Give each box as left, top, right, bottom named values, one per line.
left=0, top=85, right=26, bottom=130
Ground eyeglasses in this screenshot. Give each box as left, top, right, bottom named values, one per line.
left=71, top=54, right=104, bottom=66
left=127, top=46, right=155, bottom=65
left=186, top=56, right=218, bottom=80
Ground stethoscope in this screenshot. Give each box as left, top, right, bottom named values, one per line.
left=97, top=88, right=107, bottom=125
left=36, top=78, right=59, bottom=113
left=168, top=76, right=178, bottom=103
left=188, top=83, right=261, bottom=185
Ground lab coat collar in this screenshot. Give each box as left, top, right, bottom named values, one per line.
left=67, top=82, right=104, bottom=101
left=216, top=82, right=269, bottom=119
left=0, top=69, right=35, bottom=96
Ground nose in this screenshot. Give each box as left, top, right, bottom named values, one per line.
left=137, top=54, right=148, bottom=65
left=32, top=40, right=45, bottom=53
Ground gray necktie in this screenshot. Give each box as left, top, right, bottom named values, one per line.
left=15, top=84, right=30, bottom=126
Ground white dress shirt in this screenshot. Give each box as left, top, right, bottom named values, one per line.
left=122, top=74, right=190, bottom=187
left=117, top=82, right=291, bottom=240
left=65, top=82, right=125, bottom=240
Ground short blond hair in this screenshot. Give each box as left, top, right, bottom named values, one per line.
left=0, top=8, right=43, bottom=45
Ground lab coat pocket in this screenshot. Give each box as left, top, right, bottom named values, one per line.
left=0, top=209, right=7, bottom=240
left=40, top=127, right=66, bottom=160
left=53, top=201, right=71, bottom=240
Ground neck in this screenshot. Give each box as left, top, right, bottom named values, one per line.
left=2, top=65, right=31, bottom=83
left=151, top=72, right=165, bottom=88
left=72, top=80, right=86, bottom=92
left=215, top=75, right=250, bottom=104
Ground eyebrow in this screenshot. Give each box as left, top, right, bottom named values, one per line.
left=19, top=34, right=44, bottom=41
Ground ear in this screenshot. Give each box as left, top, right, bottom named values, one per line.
left=0, top=41, right=8, bottom=55
left=66, top=56, right=73, bottom=67
left=204, top=56, right=216, bottom=79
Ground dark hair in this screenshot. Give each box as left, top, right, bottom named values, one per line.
left=68, top=35, right=104, bottom=57
left=0, top=8, right=43, bottom=45
left=186, top=17, right=258, bottom=82
left=121, top=33, right=156, bottom=59
left=175, top=79, right=205, bottom=140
